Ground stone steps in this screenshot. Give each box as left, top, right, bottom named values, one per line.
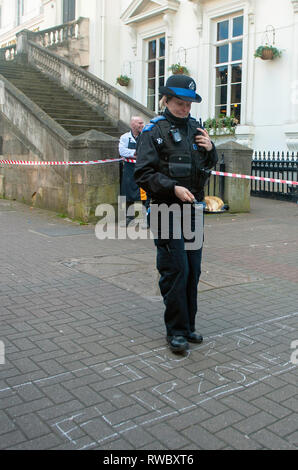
left=61, top=124, right=119, bottom=132
left=51, top=115, right=106, bottom=122
left=46, top=112, right=107, bottom=121
left=55, top=119, right=110, bottom=126
left=70, top=130, right=120, bottom=137
left=0, top=60, right=122, bottom=138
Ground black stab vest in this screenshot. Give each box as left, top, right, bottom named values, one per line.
left=154, top=119, right=210, bottom=198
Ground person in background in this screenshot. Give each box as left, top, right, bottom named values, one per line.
left=134, top=75, right=218, bottom=353
left=119, top=116, right=145, bottom=226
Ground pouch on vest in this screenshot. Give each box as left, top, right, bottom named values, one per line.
left=168, top=155, right=191, bottom=178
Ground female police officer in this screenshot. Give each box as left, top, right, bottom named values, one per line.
left=134, top=74, right=218, bottom=353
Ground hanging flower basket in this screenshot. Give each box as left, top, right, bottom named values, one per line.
left=261, top=48, right=274, bottom=60
left=168, top=63, right=190, bottom=75
left=116, top=75, right=130, bottom=86
left=254, top=45, right=282, bottom=61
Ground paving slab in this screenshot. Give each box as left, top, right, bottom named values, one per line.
left=0, top=196, right=297, bottom=450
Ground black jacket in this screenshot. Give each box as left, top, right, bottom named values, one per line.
left=134, top=108, right=218, bottom=203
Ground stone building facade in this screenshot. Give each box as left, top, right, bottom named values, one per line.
left=0, top=0, right=297, bottom=151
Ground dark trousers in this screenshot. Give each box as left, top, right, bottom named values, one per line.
left=153, top=206, right=203, bottom=337
left=126, top=199, right=149, bottom=224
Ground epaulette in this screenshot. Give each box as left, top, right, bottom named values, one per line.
left=142, top=115, right=166, bottom=133
left=150, top=116, right=166, bottom=123
left=142, top=123, right=155, bottom=133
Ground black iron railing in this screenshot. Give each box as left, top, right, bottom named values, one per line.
left=205, top=153, right=225, bottom=201
left=251, top=151, right=298, bottom=202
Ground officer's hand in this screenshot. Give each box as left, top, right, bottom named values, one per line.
left=174, top=186, right=195, bottom=203
left=195, top=128, right=213, bottom=152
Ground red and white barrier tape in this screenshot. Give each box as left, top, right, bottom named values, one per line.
left=211, top=170, right=298, bottom=186
left=0, top=158, right=123, bottom=166
left=0, top=158, right=297, bottom=186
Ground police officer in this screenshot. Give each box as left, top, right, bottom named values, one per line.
left=119, top=116, right=145, bottom=225
left=134, top=75, right=218, bottom=353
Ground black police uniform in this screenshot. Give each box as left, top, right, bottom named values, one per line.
left=134, top=107, right=218, bottom=346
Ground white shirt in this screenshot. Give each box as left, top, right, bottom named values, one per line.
left=119, top=131, right=137, bottom=159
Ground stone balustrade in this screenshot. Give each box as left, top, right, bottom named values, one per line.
left=0, top=44, right=17, bottom=61
left=25, top=39, right=154, bottom=127
left=0, top=17, right=154, bottom=127
left=34, top=17, right=90, bottom=67
left=34, top=18, right=80, bottom=48
left=29, top=43, right=62, bottom=81
left=0, top=18, right=89, bottom=67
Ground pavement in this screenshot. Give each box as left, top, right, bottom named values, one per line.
left=0, top=195, right=297, bottom=450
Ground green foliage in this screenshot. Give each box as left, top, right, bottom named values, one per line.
left=254, top=45, right=282, bottom=59
left=204, top=115, right=238, bottom=137
left=75, top=219, right=89, bottom=226
left=168, top=63, right=190, bottom=75
left=116, top=75, right=130, bottom=86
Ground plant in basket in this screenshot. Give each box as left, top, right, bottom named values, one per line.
left=116, top=75, right=130, bottom=86
left=168, top=63, right=190, bottom=75
left=254, top=45, right=282, bottom=60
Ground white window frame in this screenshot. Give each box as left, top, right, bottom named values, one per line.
left=145, top=33, right=166, bottom=113
left=213, top=12, right=244, bottom=122
left=16, top=0, right=42, bottom=26
left=202, top=1, right=250, bottom=126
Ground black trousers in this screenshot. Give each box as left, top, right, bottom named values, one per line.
left=153, top=205, right=203, bottom=337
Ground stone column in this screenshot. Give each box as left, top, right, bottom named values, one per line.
left=67, top=130, right=120, bottom=222
left=16, top=30, right=35, bottom=63
left=216, top=140, right=253, bottom=213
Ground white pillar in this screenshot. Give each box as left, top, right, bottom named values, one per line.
left=245, top=0, right=256, bottom=125
left=290, top=0, right=298, bottom=123
left=163, top=12, right=175, bottom=73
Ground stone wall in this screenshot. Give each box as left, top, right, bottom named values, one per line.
left=0, top=80, right=120, bottom=222
left=0, top=29, right=155, bottom=222
left=216, top=141, right=253, bottom=213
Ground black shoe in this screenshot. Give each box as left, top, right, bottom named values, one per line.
left=186, top=332, right=203, bottom=344
left=167, top=335, right=189, bottom=353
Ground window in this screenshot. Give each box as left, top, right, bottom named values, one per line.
left=63, top=0, right=76, bottom=23
left=16, top=0, right=23, bottom=25
left=214, top=14, right=243, bottom=123
left=146, top=36, right=165, bottom=112
left=16, top=0, right=27, bottom=24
